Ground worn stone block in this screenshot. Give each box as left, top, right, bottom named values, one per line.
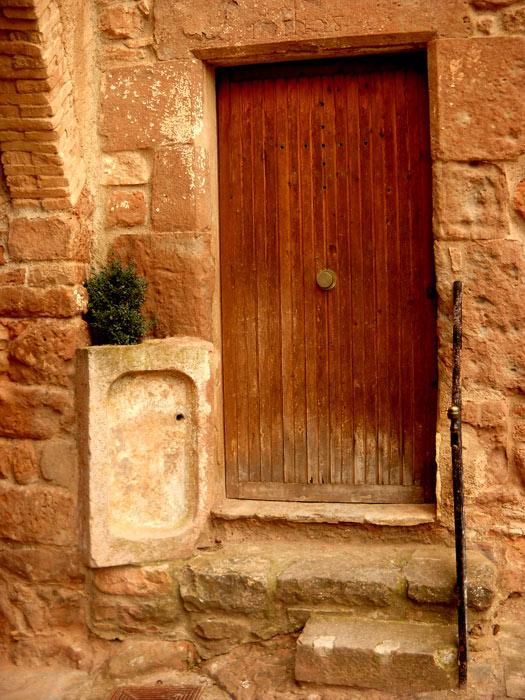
left=104, top=639, right=197, bottom=677
left=111, top=232, right=214, bottom=340
left=8, top=215, right=89, bottom=261
left=93, top=564, right=171, bottom=596
left=0, top=545, right=83, bottom=582
left=276, top=553, right=404, bottom=608
left=154, top=0, right=470, bottom=59
left=100, top=62, right=204, bottom=151
left=433, top=162, right=509, bottom=240
left=40, top=438, right=76, bottom=488
left=77, top=337, right=215, bottom=567
left=102, top=151, right=150, bottom=186
left=0, top=382, right=72, bottom=439
left=27, top=262, right=87, bottom=287
left=432, top=37, right=525, bottom=160
left=152, top=145, right=209, bottom=232
left=8, top=318, right=89, bottom=387
left=405, top=547, right=496, bottom=610
left=11, top=439, right=38, bottom=484
left=99, top=3, right=143, bottom=38
left=116, top=598, right=180, bottom=633
left=0, top=485, right=77, bottom=545
left=0, top=286, right=87, bottom=318
left=295, top=616, right=457, bottom=692
left=106, top=190, right=146, bottom=227
left=513, top=179, right=525, bottom=220
left=180, top=556, right=271, bottom=613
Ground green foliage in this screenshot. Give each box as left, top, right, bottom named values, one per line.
left=85, top=256, right=156, bottom=345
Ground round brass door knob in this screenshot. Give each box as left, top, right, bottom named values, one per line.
left=316, top=269, right=337, bottom=290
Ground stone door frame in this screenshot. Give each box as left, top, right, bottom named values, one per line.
left=196, top=31, right=448, bottom=512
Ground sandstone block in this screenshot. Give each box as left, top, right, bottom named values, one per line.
left=152, top=145, right=210, bottom=232
left=513, top=179, right=525, bottom=219
left=433, top=162, right=509, bottom=240
left=502, top=6, right=525, bottom=34
left=102, top=151, right=150, bottom=185
left=295, top=616, right=457, bottom=692
left=40, top=438, right=76, bottom=488
left=0, top=484, right=77, bottom=545
left=0, top=267, right=26, bottom=285
left=100, top=62, right=203, bottom=151
left=0, top=286, right=86, bottom=317
left=405, top=547, right=496, bottom=610
left=0, top=382, right=71, bottom=439
left=105, top=639, right=197, bottom=677
left=192, top=614, right=252, bottom=641
left=117, top=598, right=180, bottom=632
left=8, top=318, right=89, bottom=386
left=106, top=190, right=146, bottom=227
left=111, top=232, right=214, bottom=340
left=154, top=0, right=471, bottom=60
left=93, top=564, right=171, bottom=597
left=276, top=554, right=404, bottom=608
left=0, top=545, right=83, bottom=582
left=8, top=215, right=89, bottom=261
left=77, top=338, right=215, bottom=567
left=11, top=439, right=38, bottom=484
left=27, top=262, right=87, bottom=287
left=180, top=556, right=271, bottom=613
left=432, top=37, right=525, bottom=160
left=99, top=3, right=143, bottom=38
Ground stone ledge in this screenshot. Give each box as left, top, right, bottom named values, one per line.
left=211, top=499, right=437, bottom=526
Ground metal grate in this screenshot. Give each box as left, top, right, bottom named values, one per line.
left=107, top=686, right=203, bottom=700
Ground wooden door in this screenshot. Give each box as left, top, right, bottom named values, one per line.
left=218, top=53, right=437, bottom=504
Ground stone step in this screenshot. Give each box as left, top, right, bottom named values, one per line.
left=295, top=614, right=458, bottom=692
left=180, top=543, right=496, bottom=620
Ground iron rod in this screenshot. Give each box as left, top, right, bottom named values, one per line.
left=448, top=280, right=468, bottom=687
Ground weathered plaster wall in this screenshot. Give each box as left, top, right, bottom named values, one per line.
left=0, top=0, right=523, bottom=696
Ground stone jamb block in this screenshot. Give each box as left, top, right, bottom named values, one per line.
left=77, top=337, right=215, bottom=567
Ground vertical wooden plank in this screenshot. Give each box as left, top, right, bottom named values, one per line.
left=382, top=68, right=402, bottom=486
left=395, top=69, right=414, bottom=486
left=369, top=70, right=389, bottom=487
left=239, top=80, right=261, bottom=484
left=253, top=78, right=272, bottom=485
left=346, top=70, right=365, bottom=485
left=322, top=75, right=342, bottom=485
left=287, top=76, right=308, bottom=484
left=357, top=69, right=378, bottom=485
left=334, top=70, right=354, bottom=485
left=262, top=78, right=284, bottom=484
left=311, top=74, right=330, bottom=486
left=275, top=76, right=295, bottom=482
left=299, top=74, right=319, bottom=486
left=219, top=78, right=241, bottom=494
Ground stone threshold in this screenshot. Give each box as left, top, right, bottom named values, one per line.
left=211, top=499, right=437, bottom=526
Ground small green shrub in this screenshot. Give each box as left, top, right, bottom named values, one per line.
left=84, top=256, right=156, bottom=345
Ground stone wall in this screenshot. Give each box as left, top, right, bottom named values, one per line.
left=0, top=0, right=523, bottom=695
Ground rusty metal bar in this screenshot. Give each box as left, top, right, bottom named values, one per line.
left=448, top=280, right=468, bottom=687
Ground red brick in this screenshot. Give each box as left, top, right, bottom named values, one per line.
left=0, top=285, right=86, bottom=317
left=106, top=190, right=146, bottom=227
left=0, top=484, right=77, bottom=545
left=8, top=215, right=88, bottom=261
